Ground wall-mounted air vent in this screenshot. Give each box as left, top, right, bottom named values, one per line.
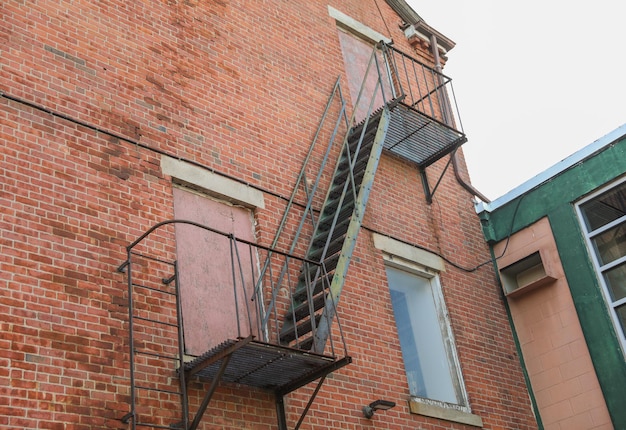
left=499, top=251, right=557, bottom=297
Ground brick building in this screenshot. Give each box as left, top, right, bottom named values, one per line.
left=1, top=1, right=538, bottom=429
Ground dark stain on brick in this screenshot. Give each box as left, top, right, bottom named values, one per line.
left=146, top=74, right=166, bottom=91
left=112, top=167, right=131, bottom=180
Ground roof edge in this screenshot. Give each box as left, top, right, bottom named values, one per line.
left=476, top=123, right=626, bottom=214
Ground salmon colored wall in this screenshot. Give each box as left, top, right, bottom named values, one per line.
left=494, top=217, right=612, bottom=430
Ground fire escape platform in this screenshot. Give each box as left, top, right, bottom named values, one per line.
left=385, top=103, right=467, bottom=168
left=184, top=338, right=352, bottom=395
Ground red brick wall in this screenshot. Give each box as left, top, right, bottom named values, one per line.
left=1, top=1, right=537, bottom=429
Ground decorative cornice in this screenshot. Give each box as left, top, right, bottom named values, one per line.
left=385, top=0, right=456, bottom=54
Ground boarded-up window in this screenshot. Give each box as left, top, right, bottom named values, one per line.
left=337, top=28, right=392, bottom=122
left=173, top=186, right=259, bottom=356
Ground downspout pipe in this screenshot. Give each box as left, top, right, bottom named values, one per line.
left=429, top=34, right=491, bottom=203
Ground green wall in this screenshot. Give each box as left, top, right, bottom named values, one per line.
left=479, top=136, right=626, bottom=428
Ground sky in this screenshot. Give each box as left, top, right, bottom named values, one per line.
left=405, top=1, right=626, bottom=200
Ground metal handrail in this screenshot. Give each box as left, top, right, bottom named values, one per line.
left=379, top=42, right=464, bottom=133
left=118, top=220, right=348, bottom=354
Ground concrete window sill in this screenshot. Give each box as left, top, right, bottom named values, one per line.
left=409, top=398, right=483, bottom=428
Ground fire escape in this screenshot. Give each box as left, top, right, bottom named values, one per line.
left=117, top=42, right=466, bottom=430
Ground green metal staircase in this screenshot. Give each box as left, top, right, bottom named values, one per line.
left=279, top=107, right=391, bottom=353
left=275, top=42, right=467, bottom=355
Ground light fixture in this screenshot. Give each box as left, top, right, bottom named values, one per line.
left=362, top=399, right=396, bottom=419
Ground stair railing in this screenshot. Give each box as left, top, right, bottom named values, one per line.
left=256, top=41, right=408, bottom=351
left=253, top=77, right=350, bottom=343
left=379, top=42, right=463, bottom=133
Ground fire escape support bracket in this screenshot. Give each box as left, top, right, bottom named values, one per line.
left=185, top=335, right=254, bottom=430
left=420, top=151, right=455, bottom=204
left=291, top=375, right=326, bottom=430
left=276, top=375, right=325, bottom=430
left=275, top=356, right=352, bottom=430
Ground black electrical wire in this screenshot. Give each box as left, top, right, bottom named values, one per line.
left=362, top=191, right=526, bottom=273
left=362, top=226, right=490, bottom=273
left=493, top=193, right=526, bottom=261
left=373, top=0, right=394, bottom=41
left=2, top=90, right=525, bottom=273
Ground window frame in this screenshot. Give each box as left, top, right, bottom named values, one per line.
left=384, top=255, right=471, bottom=412
left=575, top=176, right=626, bottom=354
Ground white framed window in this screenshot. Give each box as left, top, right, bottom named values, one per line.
left=385, top=264, right=468, bottom=407
left=576, top=176, right=626, bottom=353
left=373, top=233, right=482, bottom=426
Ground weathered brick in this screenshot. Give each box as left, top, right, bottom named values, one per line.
left=1, top=1, right=536, bottom=429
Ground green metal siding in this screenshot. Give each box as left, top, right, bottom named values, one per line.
left=479, top=136, right=626, bottom=427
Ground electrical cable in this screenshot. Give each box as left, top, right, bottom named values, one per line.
left=362, top=225, right=491, bottom=273
left=361, top=192, right=526, bottom=273
left=2, top=90, right=524, bottom=272
left=492, top=193, right=526, bottom=261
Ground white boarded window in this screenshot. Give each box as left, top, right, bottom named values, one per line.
left=173, top=186, right=259, bottom=356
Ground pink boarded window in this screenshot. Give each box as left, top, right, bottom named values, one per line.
left=173, top=186, right=259, bottom=356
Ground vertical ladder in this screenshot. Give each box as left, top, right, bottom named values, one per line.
left=118, top=251, right=189, bottom=430
left=279, top=107, right=391, bottom=353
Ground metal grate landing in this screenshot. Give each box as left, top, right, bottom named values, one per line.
left=184, top=338, right=351, bottom=395
left=384, top=103, right=467, bottom=168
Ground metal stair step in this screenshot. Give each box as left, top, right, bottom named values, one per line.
left=320, top=198, right=354, bottom=224
left=322, top=190, right=347, bottom=214
left=316, top=210, right=352, bottom=234
left=326, top=173, right=361, bottom=199
left=333, top=157, right=369, bottom=186
left=280, top=313, right=321, bottom=344
left=334, top=139, right=375, bottom=181
left=320, top=252, right=340, bottom=275
left=284, top=292, right=327, bottom=322
left=295, top=335, right=314, bottom=351
left=292, top=272, right=333, bottom=303
left=308, top=225, right=350, bottom=261
left=340, top=131, right=375, bottom=161
left=349, top=107, right=385, bottom=138
left=346, top=132, right=377, bottom=159
left=312, top=214, right=351, bottom=246
left=298, top=253, right=339, bottom=285
left=321, top=196, right=354, bottom=216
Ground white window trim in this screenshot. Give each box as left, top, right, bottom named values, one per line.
left=575, top=176, right=626, bottom=354
left=161, top=154, right=265, bottom=209
left=372, top=233, right=483, bottom=427
left=328, top=6, right=392, bottom=44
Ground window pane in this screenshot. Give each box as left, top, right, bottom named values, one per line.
left=604, top=262, right=626, bottom=302
left=389, top=288, right=425, bottom=397
left=386, top=266, right=458, bottom=404
left=591, top=223, right=626, bottom=266
left=580, top=182, right=626, bottom=231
